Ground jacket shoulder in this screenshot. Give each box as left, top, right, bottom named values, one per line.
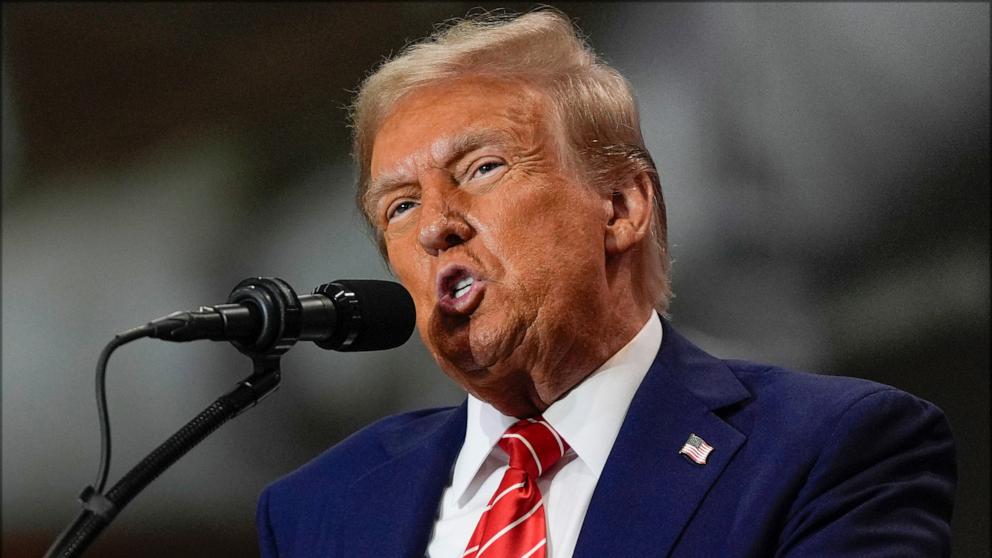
left=256, top=405, right=461, bottom=558
left=715, top=361, right=956, bottom=556
left=263, top=405, right=460, bottom=500
left=724, top=359, right=945, bottom=426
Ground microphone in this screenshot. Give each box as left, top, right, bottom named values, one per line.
left=145, top=278, right=416, bottom=353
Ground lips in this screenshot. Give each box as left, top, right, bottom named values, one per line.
left=436, top=264, right=486, bottom=315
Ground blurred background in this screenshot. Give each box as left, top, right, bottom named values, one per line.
left=2, top=2, right=987, bottom=556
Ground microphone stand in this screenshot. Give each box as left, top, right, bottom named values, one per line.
left=43, top=355, right=282, bottom=558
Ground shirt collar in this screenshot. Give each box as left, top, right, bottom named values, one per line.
left=449, top=312, right=663, bottom=502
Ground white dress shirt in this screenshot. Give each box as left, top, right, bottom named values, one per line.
left=426, top=312, right=663, bottom=558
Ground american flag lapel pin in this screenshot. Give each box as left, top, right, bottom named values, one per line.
left=679, top=433, right=714, bottom=465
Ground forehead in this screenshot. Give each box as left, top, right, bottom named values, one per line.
left=370, top=77, right=552, bottom=179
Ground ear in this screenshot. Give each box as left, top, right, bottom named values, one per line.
left=605, top=171, right=654, bottom=255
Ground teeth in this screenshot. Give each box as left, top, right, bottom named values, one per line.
left=452, top=276, right=474, bottom=299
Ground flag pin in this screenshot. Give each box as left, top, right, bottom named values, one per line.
left=679, top=433, right=714, bottom=465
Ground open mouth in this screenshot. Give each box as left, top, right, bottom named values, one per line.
left=436, top=265, right=486, bottom=315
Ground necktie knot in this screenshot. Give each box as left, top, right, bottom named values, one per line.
left=498, top=418, right=569, bottom=479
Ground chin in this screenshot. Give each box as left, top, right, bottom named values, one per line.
left=426, top=304, right=529, bottom=383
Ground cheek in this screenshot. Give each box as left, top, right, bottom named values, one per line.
left=488, top=191, right=605, bottom=274
left=479, top=208, right=544, bottom=280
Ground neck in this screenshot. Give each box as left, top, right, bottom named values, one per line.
left=478, top=300, right=653, bottom=418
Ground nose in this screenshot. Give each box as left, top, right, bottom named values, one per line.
left=418, top=175, right=474, bottom=256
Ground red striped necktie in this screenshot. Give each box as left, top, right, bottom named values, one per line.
left=463, top=417, right=569, bottom=558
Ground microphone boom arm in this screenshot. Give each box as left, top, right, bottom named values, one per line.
left=44, top=357, right=282, bottom=558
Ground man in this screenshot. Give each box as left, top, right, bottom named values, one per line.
left=257, top=10, right=955, bottom=557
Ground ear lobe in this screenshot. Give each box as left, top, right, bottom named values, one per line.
left=605, top=171, right=654, bottom=255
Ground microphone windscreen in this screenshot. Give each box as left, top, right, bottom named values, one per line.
left=327, top=279, right=416, bottom=352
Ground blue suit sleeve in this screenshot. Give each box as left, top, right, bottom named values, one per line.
left=776, top=388, right=956, bottom=557
left=257, top=486, right=279, bottom=558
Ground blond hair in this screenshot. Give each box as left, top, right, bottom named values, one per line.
left=350, top=8, right=671, bottom=312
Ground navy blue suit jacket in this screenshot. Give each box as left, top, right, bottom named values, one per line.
left=257, top=320, right=956, bottom=557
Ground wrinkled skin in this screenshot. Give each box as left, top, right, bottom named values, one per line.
left=368, top=76, right=654, bottom=417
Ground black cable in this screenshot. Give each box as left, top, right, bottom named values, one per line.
left=92, top=325, right=154, bottom=493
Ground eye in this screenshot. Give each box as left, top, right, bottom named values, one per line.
left=470, top=160, right=505, bottom=179
left=386, top=199, right=418, bottom=222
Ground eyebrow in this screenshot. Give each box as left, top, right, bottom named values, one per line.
left=366, top=129, right=516, bottom=205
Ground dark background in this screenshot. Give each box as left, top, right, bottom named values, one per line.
left=3, top=3, right=988, bottom=556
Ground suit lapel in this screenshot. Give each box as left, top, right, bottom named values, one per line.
left=335, top=403, right=467, bottom=557
left=574, top=321, right=750, bottom=557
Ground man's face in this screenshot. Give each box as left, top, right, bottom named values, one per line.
left=368, top=77, right=614, bottom=414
